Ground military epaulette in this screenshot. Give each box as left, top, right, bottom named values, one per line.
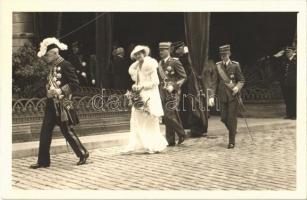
left=171, top=57, right=179, bottom=60
left=216, top=61, right=222, bottom=65
left=231, top=60, right=239, bottom=64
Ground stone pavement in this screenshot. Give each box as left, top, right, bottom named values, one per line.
left=12, top=122, right=296, bottom=190
left=12, top=116, right=295, bottom=158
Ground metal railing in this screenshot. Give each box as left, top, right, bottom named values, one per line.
left=12, top=86, right=283, bottom=124
left=12, top=89, right=130, bottom=124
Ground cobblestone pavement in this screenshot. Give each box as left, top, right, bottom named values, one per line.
left=12, top=124, right=296, bottom=190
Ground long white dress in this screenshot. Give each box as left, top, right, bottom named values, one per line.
left=123, top=56, right=167, bottom=153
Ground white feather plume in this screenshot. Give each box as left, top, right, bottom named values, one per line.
left=37, top=37, right=68, bottom=57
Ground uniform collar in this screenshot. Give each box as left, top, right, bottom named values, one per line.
left=52, top=56, right=64, bottom=65
left=223, top=59, right=231, bottom=66
left=163, top=56, right=170, bottom=63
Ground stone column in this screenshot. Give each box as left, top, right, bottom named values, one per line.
left=13, top=12, right=35, bottom=52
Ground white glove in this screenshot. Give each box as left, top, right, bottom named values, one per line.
left=48, top=88, right=62, bottom=97
left=132, top=84, right=143, bottom=91
left=273, top=50, right=284, bottom=58
left=92, top=79, right=95, bottom=85
left=232, top=86, right=239, bottom=95
left=81, top=72, right=87, bottom=78
left=208, top=97, right=215, bottom=107
left=55, top=88, right=62, bottom=95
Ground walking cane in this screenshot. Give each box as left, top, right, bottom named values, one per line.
left=235, top=95, right=255, bottom=145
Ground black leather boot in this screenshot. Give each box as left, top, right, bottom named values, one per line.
left=178, top=135, right=185, bottom=145
left=29, top=163, right=50, bottom=169
left=77, top=151, right=89, bottom=165
left=227, top=144, right=235, bottom=149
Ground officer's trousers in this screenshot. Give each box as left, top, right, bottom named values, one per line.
left=281, top=84, right=296, bottom=118
left=162, top=91, right=186, bottom=145
left=220, top=99, right=238, bottom=145
left=37, top=100, right=87, bottom=165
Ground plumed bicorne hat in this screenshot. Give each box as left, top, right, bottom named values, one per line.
left=37, top=37, right=68, bottom=57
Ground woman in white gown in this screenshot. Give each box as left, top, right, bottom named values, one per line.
left=123, top=45, right=168, bottom=154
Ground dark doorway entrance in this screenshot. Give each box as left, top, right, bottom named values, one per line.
left=113, top=12, right=185, bottom=59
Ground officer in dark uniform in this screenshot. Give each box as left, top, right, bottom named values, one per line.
left=30, top=38, right=89, bottom=169
left=279, top=46, right=297, bottom=119
left=211, top=44, right=245, bottom=149
left=157, top=42, right=187, bottom=146
left=172, top=41, right=206, bottom=137
left=67, top=41, right=91, bottom=87
left=171, top=41, right=191, bottom=129
left=111, top=47, right=130, bottom=90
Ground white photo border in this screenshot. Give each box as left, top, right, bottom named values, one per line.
left=0, top=0, right=306, bottom=199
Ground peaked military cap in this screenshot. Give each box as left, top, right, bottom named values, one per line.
left=159, top=42, right=172, bottom=49
left=219, top=44, right=231, bottom=54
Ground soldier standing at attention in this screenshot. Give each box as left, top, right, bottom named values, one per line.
left=30, top=37, right=89, bottom=169
left=210, top=44, right=245, bottom=149
left=157, top=42, right=187, bottom=146
left=279, top=46, right=297, bottom=120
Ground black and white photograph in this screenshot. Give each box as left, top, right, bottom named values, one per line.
left=0, top=0, right=306, bottom=199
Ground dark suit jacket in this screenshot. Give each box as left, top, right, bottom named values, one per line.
left=212, top=60, right=245, bottom=103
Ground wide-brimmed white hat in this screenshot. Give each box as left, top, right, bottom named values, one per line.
left=130, top=45, right=150, bottom=60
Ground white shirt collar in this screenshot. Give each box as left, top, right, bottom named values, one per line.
left=223, top=59, right=231, bottom=66
left=164, top=56, right=170, bottom=63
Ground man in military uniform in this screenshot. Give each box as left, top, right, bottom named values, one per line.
left=67, top=41, right=91, bottom=87
left=111, top=47, right=130, bottom=90
left=210, top=44, right=245, bottom=149
left=279, top=46, right=297, bottom=119
left=172, top=41, right=190, bottom=129
left=157, top=42, right=187, bottom=146
left=30, top=38, right=89, bottom=169
left=172, top=41, right=206, bottom=137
